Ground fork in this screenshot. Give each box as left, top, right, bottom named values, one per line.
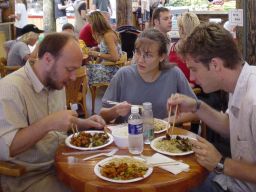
left=82, top=148, right=119, bottom=161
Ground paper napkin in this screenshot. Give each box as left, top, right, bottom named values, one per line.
left=145, top=153, right=190, bottom=175
left=107, top=124, right=128, bottom=132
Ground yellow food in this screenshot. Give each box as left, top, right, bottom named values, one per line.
left=100, top=157, right=148, bottom=180
left=154, top=136, right=192, bottom=153
left=154, top=118, right=167, bottom=132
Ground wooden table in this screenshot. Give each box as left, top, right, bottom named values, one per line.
left=55, top=128, right=208, bottom=192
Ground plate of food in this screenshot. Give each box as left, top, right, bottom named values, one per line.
left=94, top=156, right=153, bottom=183
left=150, top=135, right=194, bottom=156
left=65, top=131, right=113, bottom=150
left=154, top=118, right=168, bottom=134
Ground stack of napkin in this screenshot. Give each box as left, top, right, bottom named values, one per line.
left=144, top=153, right=190, bottom=175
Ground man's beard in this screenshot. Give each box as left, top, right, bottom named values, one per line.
left=45, top=66, right=61, bottom=90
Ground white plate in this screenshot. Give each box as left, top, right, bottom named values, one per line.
left=154, top=118, right=168, bottom=134
left=150, top=135, right=195, bottom=156
left=94, top=155, right=153, bottom=183
left=65, top=131, right=113, bottom=150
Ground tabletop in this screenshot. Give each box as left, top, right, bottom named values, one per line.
left=55, top=127, right=208, bottom=192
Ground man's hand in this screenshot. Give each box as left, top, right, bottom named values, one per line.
left=46, top=110, right=78, bottom=132
left=83, top=115, right=106, bottom=129
left=190, top=136, right=222, bottom=171
left=167, top=94, right=197, bottom=114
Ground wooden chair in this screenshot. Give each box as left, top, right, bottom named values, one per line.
left=0, top=161, right=26, bottom=192
left=89, top=52, right=127, bottom=114
left=0, top=57, right=20, bottom=78
left=65, top=67, right=88, bottom=118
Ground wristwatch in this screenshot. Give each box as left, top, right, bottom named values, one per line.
left=214, top=156, right=226, bottom=174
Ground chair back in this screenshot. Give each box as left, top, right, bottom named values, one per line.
left=116, top=25, right=141, bottom=59
left=65, top=67, right=87, bottom=117
left=0, top=57, right=20, bottom=77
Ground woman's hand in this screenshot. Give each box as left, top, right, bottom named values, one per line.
left=88, top=50, right=100, bottom=58
left=114, top=101, right=131, bottom=117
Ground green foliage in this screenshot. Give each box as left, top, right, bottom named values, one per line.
left=169, top=0, right=209, bottom=6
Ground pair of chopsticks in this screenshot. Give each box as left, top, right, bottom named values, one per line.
left=71, top=124, right=79, bottom=137
left=166, top=95, right=179, bottom=138
left=105, top=100, right=142, bottom=108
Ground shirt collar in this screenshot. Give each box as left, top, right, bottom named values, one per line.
left=229, top=62, right=250, bottom=110
left=24, top=61, right=46, bottom=93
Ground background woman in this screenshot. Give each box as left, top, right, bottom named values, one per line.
left=100, top=28, right=196, bottom=123
left=86, top=10, right=122, bottom=87
left=169, top=12, right=200, bottom=88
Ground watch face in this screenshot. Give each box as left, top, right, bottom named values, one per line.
left=214, top=157, right=225, bottom=174
left=214, top=162, right=224, bottom=174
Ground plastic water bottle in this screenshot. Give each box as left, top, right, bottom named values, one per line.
left=128, top=106, right=144, bottom=155
left=142, top=102, right=154, bottom=144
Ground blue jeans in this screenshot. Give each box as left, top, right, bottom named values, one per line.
left=190, top=173, right=228, bottom=192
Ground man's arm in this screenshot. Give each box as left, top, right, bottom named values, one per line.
left=168, top=94, right=230, bottom=137
left=191, top=137, right=256, bottom=184
left=9, top=110, right=77, bottom=157
left=224, top=158, right=256, bottom=183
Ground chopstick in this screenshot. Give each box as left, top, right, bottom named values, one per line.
left=166, top=95, right=173, bottom=137
left=62, top=148, right=118, bottom=156
left=170, top=105, right=179, bottom=137
left=147, top=161, right=180, bottom=167
left=105, top=100, right=142, bottom=108
left=70, top=103, right=79, bottom=136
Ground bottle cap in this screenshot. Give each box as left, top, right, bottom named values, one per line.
left=143, top=102, right=152, bottom=110
left=131, top=106, right=139, bottom=113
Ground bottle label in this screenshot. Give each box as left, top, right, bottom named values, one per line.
left=128, top=124, right=143, bottom=135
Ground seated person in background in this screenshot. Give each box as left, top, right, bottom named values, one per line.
left=86, top=11, right=122, bottom=87
left=79, top=10, right=111, bottom=48
left=0, top=33, right=105, bottom=192
left=100, top=28, right=196, bottom=123
left=168, top=22, right=256, bottom=192
left=6, top=24, right=44, bottom=66
left=169, top=12, right=200, bottom=88
left=79, top=23, right=98, bottom=47
left=62, top=22, right=75, bottom=34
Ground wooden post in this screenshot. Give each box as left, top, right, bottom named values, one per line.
left=236, top=0, right=256, bottom=65
left=116, top=0, right=132, bottom=27
left=43, top=0, right=55, bottom=32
